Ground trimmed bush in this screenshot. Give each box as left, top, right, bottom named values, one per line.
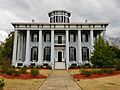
left=6, top=68, right=15, bottom=75
left=20, top=67, right=27, bottom=74
left=97, top=70, right=104, bottom=75
left=30, top=69, right=39, bottom=77
left=107, top=69, right=113, bottom=74
left=14, top=71, right=20, bottom=76
left=80, top=69, right=91, bottom=77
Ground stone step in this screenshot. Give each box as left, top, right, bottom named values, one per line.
left=54, top=62, right=66, bottom=69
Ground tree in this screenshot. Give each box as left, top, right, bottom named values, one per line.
left=91, top=36, right=116, bottom=68
left=2, top=32, right=14, bottom=60
left=0, top=32, right=14, bottom=66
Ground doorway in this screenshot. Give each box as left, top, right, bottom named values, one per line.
left=58, top=36, right=62, bottom=44
left=58, top=51, right=62, bottom=62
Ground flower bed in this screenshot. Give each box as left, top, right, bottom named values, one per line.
left=73, top=70, right=120, bottom=79
left=0, top=73, right=46, bottom=79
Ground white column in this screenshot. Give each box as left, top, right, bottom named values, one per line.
left=25, top=30, right=30, bottom=66
left=12, top=30, right=18, bottom=66
left=90, top=29, right=94, bottom=54
left=78, top=30, right=82, bottom=64
left=38, top=30, right=42, bottom=66
left=103, top=30, right=106, bottom=40
left=66, top=30, right=69, bottom=69
left=51, top=30, right=54, bottom=69
left=17, top=33, right=20, bottom=61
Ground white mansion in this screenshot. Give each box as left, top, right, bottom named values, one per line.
left=12, top=10, right=109, bottom=69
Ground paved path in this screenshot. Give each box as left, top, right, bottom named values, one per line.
left=39, top=70, right=81, bottom=90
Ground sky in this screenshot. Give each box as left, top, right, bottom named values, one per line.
left=0, top=0, right=120, bottom=42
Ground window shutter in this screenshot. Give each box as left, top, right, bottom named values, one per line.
left=44, top=34, right=46, bottom=42
left=37, top=33, right=39, bottom=42
left=86, top=34, right=88, bottom=42
left=87, top=48, right=89, bottom=61
left=74, top=48, right=76, bottom=61
left=31, top=33, right=33, bottom=42
left=31, top=48, right=33, bottom=61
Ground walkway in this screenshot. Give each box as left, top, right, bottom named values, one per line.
left=39, top=70, right=81, bottom=90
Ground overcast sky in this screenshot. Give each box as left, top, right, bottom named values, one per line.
left=0, top=0, right=120, bottom=41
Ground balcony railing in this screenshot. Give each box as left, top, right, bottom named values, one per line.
left=54, top=40, right=65, bottom=44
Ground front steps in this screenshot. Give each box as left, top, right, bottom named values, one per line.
left=54, top=62, right=66, bottom=69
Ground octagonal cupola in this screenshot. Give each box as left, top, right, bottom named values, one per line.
left=48, top=10, right=71, bottom=23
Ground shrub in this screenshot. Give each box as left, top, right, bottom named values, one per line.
left=35, top=65, right=43, bottom=69
left=20, top=67, right=27, bottom=74
left=91, top=69, right=98, bottom=74
left=6, top=68, right=15, bottom=75
left=30, top=69, right=39, bottom=77
left=14, top=71, right=20, bottom=76
left=46, top=65, right=52, bottom=69
left=1, top=66, right=8, bottom=74
left=107, top=69, right=113, bottom=74
left=80, top=69, right=91, bottom=77
left=0, top=79, right=5, bottom=89
left=97, top=69, right=104, bottom=75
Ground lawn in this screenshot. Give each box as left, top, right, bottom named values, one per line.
left=69, top=69, right=120, bottom=90
left=2, top=69, right=52, bottom=90
left=4, top=79, right=44, bottom=90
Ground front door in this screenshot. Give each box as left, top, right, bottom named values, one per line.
left=58, top=36, right=62, bottom=44
left=58, top=51, right=62, bottom=62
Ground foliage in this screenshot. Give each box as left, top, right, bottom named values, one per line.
left=6, top=68, right=15, bottom=75
left=0, top=32, right=14, bottom=66
left=14, top=71, right=20, bottom=76
left=0, top=79, right=5, bottom=89
left=91, top=36, right=116, bottom=68
left=20, top=67, right=27, bottom=74
left=80, top=69, right=91, bottom=77
left=30, top=69, right=39, bottom=77
left=107, top=69, right=113, bottom=74
left=46, top=65, right=52, bottom=69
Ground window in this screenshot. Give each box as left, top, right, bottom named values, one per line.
left=44, top=34, right=50, bottom=42
left=31, top=33, right=38, bottom=42
left=69, top=47, right=76, bottom=61
left=82, top=47, right=89, bottom=61
left=31, top=47, right=38, bottom=62
left=69, top=34, right=76, bottom=42
left=82, top=33, right=88, bottom=42
left=44, top=47, right=51, bottom=61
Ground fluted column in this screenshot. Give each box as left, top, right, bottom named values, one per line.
left=25, top=30, right=30, bottom=66
left=51, top=30, right=54, bottom=69
left=66, top=30, right=69, bottom=69
left=38, top=30, right=42, bottom=65
left=90, top=29, right=94, bottom=54
left=17, top=32, right=20, bottom=61
left=78, top=30, right=82, bottom=64
left=12, top=30, right=18, bottom=66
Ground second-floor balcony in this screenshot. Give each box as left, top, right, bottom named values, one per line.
left=54, top=40, right=65, bottom=45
